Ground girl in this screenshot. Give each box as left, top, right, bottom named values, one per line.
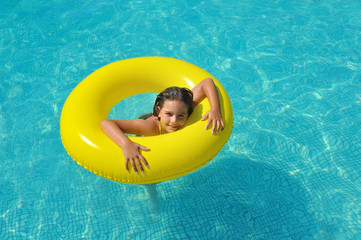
left=100, top=78, right=225, bottom=173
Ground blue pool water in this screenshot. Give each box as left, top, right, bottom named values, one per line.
left=1, top=0, right=361, bottom=239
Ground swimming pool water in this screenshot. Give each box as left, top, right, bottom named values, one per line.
left=1, top=0, right=361, bottom=239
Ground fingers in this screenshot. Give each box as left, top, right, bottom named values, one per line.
left=212, top=119, right=218, bottom=134
left=205, top=119, right=211, bottom=130
left=202, top=111, right=225, bottom=133
left=210, top=119, right=224, bottom=134
left=138, top=144, right=150, bottom=168
left=125, top=159, right=129, bottom=172
left=125, top=144, right=150, bottom=173
left=139, top=144, right=150, bottom=151
left=126, top=158, right=137, bottom=173
left=211, top=119, right=216, bottom=133
left=135, top=158, right=144, bottom=173
left=126, top=157, right=144, bottom=173
left=221, top=119, right=224, bottom=131
left=138, top=154, right=149, bottom=169
left=201, top=112, right=209, bottom=121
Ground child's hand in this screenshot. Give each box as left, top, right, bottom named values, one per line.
left=201, top=109, right=225, bottom=134
left=122, top=141, right=150, bottom=173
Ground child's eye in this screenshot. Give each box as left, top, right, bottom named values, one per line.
left=166, top=113, right=172, bottom=116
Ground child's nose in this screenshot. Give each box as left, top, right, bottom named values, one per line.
left=170, top=116, right=177, bottom=123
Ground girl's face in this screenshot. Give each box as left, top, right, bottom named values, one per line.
left=157, top=100, right=189, bottom=133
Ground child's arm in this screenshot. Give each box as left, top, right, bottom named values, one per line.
left=100, top=119, right=153, bottom=173
left=191, top=78, right=225, bottom=134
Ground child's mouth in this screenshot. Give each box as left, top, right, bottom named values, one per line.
left=169, top=125, right=178, bottom=130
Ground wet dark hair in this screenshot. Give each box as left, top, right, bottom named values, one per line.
left=138, top=87, right=194, bottom=120
left=153, top=87, right=194, bottom=116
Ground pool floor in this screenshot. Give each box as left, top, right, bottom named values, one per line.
left=1, top=0, right=361, bottom=239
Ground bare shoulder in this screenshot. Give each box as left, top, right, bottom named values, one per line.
left=112, top=116, right=159, bottom=136
left=141, top=116, right=160, bottom=136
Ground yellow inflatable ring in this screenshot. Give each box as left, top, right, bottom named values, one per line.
left=60, top=57, right=233, bottom=184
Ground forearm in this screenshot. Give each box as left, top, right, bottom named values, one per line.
left=202, top=78, right=221, bottom=111
left=100, top=120, right=133, bottom=148
left=193, top=78, right=225, bottom=133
